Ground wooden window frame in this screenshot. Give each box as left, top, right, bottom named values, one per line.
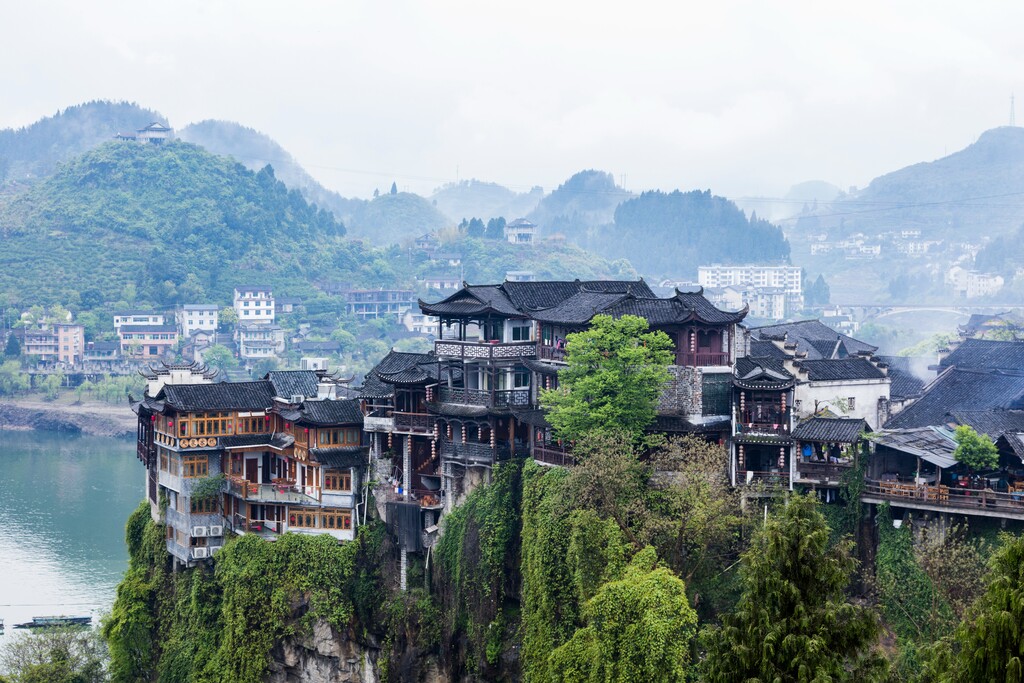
left=324, top=472, right=352, bottom=492
left=182, top=455, right=208, bottom=478
left=322, top=509, right=352, bottom=531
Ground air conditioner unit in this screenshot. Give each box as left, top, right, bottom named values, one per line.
left=191, top=526, right=208, bottom=537
left=208, top=525, right=224, bottom=537
left=210, top=545, right=221, bottom=555
left=290, top=394, right=305, bottom=404
left=192, top=547, right=209, bottom=560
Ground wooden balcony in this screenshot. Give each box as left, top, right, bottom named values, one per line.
left=739, top=470, right=790, bottom=487
left=435, top=386, right=531, bottom=409
left=862, top=479, right=1024, bottom=520
left=226, top=474, right=319, bottom=505
left=678, top=351, right=730, bottom=367
left=795, top=461, right=852, bottom=484
left=736, top=409, right=791, bottom=435
left=538, top=345, right=566, bottom=362
left=393, top=412, right=434, bottom=434
left=533, top=444, right=576, bottom=467
left=434, top=339, right=536, bottom=361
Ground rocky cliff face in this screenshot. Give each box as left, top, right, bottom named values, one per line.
left=267, top=619, right=447, bottom=683
left=267, top=620, right=378, bottom=683
left=0, top=400, right=135, bottom=437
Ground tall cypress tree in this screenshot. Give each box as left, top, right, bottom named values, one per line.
left=702, top=494, right=885, bottom=682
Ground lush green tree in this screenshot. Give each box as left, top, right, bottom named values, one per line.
left=4, top=333, right=21, bottom=357
left=540, top=314, right=673, bottom=443
left=0, top=360, right=30, bottom=395
left=805, top=273, right=831, bottom=307
left=953, top=425, right=999, bottom=471
left=329, top=327, right=357, bottom=353
left=40, top=370, right=64, bottom=400
left=219, top=307, right=238, bottom=329
left=203, top=344, right=239, bottom=374
left=922, top=535, right=1024, bottom=683
left=0, top=626, right=107, bottom=683
left=702, top=494, right=885, bottom=683
left=485, top=216, right=506, bottom=239
left=548, top=546, right=698, bottom=683
left=390, top=181, right=398, bottom=195
left=251, top=357, right=279, bottom=378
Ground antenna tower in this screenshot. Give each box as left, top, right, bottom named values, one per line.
left=1011, top=94, right=1016, bottom=127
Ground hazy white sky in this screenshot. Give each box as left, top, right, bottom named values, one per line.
left=4, top=1, right=1024, bottom=199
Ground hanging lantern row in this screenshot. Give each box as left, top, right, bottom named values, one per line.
left=431, top=439, right=437, bottom=460
left=447, top=424, right=453, bottom=440
left=738, top=444, right=745, bottom=470
left=461, top=424, right=467, bottom=445
left=778, top=447, right=786, bottom=470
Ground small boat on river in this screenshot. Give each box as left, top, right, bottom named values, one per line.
left=13, top=615, right=91, bottom=629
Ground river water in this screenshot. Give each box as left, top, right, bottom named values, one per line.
left=0, top=429, right=140, bottom=635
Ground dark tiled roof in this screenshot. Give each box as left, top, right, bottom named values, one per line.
left=884, top=368, right=1024, bottom=429
left=220, top=432, right=294, bottom=450
left=999, top=433, right=1024, bottom=460
left=793, top=417, right=868, bottom=443
left=311, top=447, right=368, bottom=469
left=360, top=351, right=436, bottom=398
left=266, top=370, right=320, bottom=399
left=940, top=339, right=1024, bottom=373
left=429, top=402, right=490, bottom=418
left=160, top=381, right=275, bottom=412
left=796, top=358, right=887, bottom=382
left=521, top=358, right=562, bottom=374
left=750, top=319, right=876, bottom=360
left=734, top=356, right=795, bottom=390
left=877, top=356, right=929, bottom=400
left=748, top=339, right=789, bottom=360
left=510, top=408, right=550, bottom=428
left=736, top=356, right=791, bottom=378
left=947, top=410, right=1024, bottom=439
left=603, top=291, right=747, bottom=325
left=654, top=414, right=731, bottom=433
left=296, top=399, right=363, bottom=426
left=529, top=291, right=628, bottom=324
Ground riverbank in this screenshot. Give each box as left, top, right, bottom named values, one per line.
left=0, top=397, right=135, bottom=437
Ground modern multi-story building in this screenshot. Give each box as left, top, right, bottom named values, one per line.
left=504, top=218, right=537, bottom=245
left=114, top=311, right=166, bottom=331
left=233, top=286, right=276, bottom=324
left=344, top=288, right=415, bottom=320
left=237, top=324, right=285, bottom=360
left=21, top=323, right=85, bottom=365
left=698, top=265, right=804, bottom=315
left=119, top=325, right=179, bottom=360
left=178, top=304, right=220, bottom=337
left=132, top=365, right=365, bottom=566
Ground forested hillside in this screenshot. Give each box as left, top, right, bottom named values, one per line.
left=594, top=190, right=791, bottom=278
left=178, top=119, right=365, bottom=222
left=344, top=190, right=452, bottom=244
left=527, top=169, right=631, bottom=240
left=0, top=140, right=369, bottom=307
left=0, top=101, right=165, bottom=183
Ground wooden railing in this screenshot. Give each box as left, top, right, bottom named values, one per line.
left=435, top=387, right=532, bottom=409
left=393, top=412, right=434, bottom=434
left=226, top=474, right=317, bottom=504
left=740, top=470, right=790, bottom=487
left=533, top=444, right=576, bottom=467
left=538, top=345, right=566, bottom=362
left=439, top=438, right=496, bottom=464
left=736, top=409, right=790, bottom=435
left=434, top=339, right=536, bottom=360
left=796, top=461, right=852, bottom=482
left=863, top=479, right=1024, bottom=514
left=678, top=351, right=730, bottom=367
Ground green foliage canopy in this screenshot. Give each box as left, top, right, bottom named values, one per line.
left=953, top=425, right=999, bottom=471
left=703, top=494, right=885, bottom=683
left=539, top=314, right=673, bottom=444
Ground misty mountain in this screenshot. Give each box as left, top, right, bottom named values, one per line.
left=527, top=170, right=632, bottom=239
left=430, top=179, right=543, bottom=224
left=797, top=127, right=1024, bottom=238
left=178, top=119, right=365, bottom=221
left=0, top=100, right=166, bottom=183
left=344, top=191, right=451, bottom=244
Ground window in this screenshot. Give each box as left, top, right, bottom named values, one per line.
left=190, top=497, right=217, bottom=514
left=289, top=507, right=317, bottom=528
left=322, top=509, right=352, bottom=531
left=511, top=323, right=531, bottom=341
left=848, top=397, right=856, bottom=410
left=325, top=472, right=352, bottom=491
left=183, top=455, right=208, bottom=478
left=513, top=369, right=530, bottom=389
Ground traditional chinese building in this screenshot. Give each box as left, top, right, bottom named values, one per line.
left=131, top=364, right=365, bottom=566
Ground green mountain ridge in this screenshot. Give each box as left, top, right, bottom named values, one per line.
left=0, top=101, right=166, bottom=183
left=797, top=126, right=1024, bottom=238
left=430, top=179, right=544, bottom=224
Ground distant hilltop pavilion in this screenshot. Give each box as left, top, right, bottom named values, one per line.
left=115, top=122, right=173, bottom=145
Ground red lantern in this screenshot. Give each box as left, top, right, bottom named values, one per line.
left=168, top=421, right=173, bottom=428
left=265, top=415, right=271, bottom=421
left=304, top=428, right=309, bottom=434
left=150, top=415, right=156, bottom=422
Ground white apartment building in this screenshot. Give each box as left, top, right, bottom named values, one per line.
left=698, top=265, right=803, bottom=315
left=114, top=311, right=166, bottom=331
left=946, top=267, right=1006, bottom=299
left=504, top=218, right=537, bottom=245
left=177, top=304, right=220, bottom=337
left=233, top=286, right=275, bottom=324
